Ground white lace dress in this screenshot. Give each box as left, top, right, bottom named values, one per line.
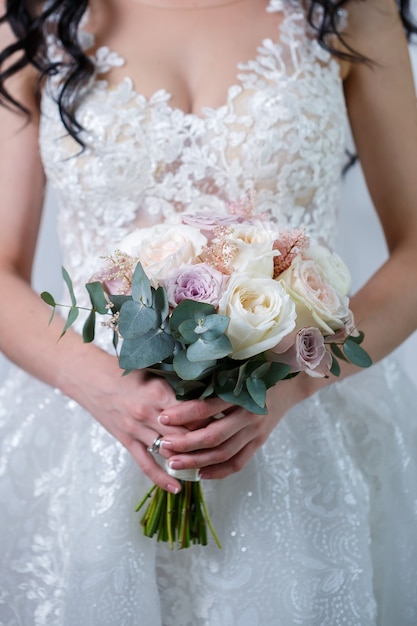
left=1, top=2, right=417, bottom=625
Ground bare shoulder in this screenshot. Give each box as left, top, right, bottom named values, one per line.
left=340, top=0, right=409, bottom=75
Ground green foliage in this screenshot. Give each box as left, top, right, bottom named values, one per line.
left=41, top=262, right=372, bottom=416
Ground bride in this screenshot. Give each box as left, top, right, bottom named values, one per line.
left=1, top=0, right=417, bottom=624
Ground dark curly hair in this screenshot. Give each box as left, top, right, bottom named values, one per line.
left=0, top=0, right=416, bottom=145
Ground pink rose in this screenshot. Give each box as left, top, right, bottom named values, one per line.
left=164, top=263, right=227, bottom=307
left=272, top=327, right=332, bottom=378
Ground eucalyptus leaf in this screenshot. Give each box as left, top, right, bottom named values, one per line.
left=170, top=300, right=215, bottom=335
left=118, top=300, right=159, bottom=339
left=170, top=378, right=208, bottom=398
left=217, top=366, right=240, bottom=390
left=62, top=267, right=77, bottom=306
left=186, top=335, right=232, bottom=362
left=82, top=310, right=96, bottom=343
left=108, top=294, right=132, bottom=312
left=173, top=349, right=216, bottom=380
left=330, top=354, right=341, bottom=377
left=195, top=314, right=230, bottom=340
left=347, top=330, right=365, bottom=345
left=131, top=262, right=152, bottom=306
left=250, top=361, right=271, bottom=380
left=59, top=305, right=79, bottom=338
left=40, top=291, right=56, bottom=307
left=86, top=281, right=109, bottom=314
left=233, top=362, right=248, bottom=396
left=330, top=342, right=348, bottom=363
left=262, top=362, right=292, bottom=387
left=153, top=286, right=169, bottom=323
left=119, top=328, right=175, bottom=370
left=343, top=339, right=372, bottom=368
left=215, top=387, right=268, bottom=415
left=246, top=377, right=267, bottom=408
left=177, top=319, right=199, bottom=344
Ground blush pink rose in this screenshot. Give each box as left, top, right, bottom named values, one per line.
left=163, top=263, right=227, bottom=307
left=272, top=327, right=332, bottom=378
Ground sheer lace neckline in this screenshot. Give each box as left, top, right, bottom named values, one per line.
left=84, top=0, right=321, bottom=121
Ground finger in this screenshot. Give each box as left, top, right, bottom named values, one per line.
left=198, top=441, right=258, bottom=480
left=166, top=426, right=252, bottom=472
left=161, top=408, right=254, bottom=453
left=158, top=398, right=232, bottom=428
left=127, top=439, right=182, bottom=494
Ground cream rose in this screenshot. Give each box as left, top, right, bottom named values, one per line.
left=220, top=223, right=278, bottom=277
left=218, top=273, right=296, bottom=360
left=279, top=253, right=351, bottom=335
left=304, top=245, right=351, bottom=296
left=118, top=224, right=207, bottom=285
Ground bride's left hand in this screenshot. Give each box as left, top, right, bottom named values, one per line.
left=158, top=374, right=321, bottom=480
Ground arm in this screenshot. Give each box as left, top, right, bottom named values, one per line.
left=159, top=0, right=417, bottom=476
left=0, top=19, right=184, bottom=494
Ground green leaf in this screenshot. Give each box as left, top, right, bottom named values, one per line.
left=153, top=286, right=169, bottom=323
left=330, top=342, right=348, bottom=362
left=217, top=365, right=240, bottom=390
left=118, top=300, right=159, bottom=339
left=343, top=339, right=372, bottom=368
left=193, top=313, right=230, bottom=340
left=347, top=330, right=365, bottom=345
left=85, top=281, right=109, bottom=314
left=173, top=349, right=216, bottom=380
left=215, top=386, right=268, bottom=414
left=61, top=267, right=77, bottom=306
left=119, top=328, right=175, bottom=370
left=177, top=319, right=199, bottom=344
left=40, top=291, right=56, bottom=307
left=170, top=300, right=215, bottom=335
left=262, top=362, right=292, bottom=387
left=131, top=262, right=152, bottom=306
left=59, top=305, right=79, bottom=338
left=330, top=354, right=341, bottom=377
left=82, top=310, right=96, bottom=343
left=108, top=294, right=132, bottom=312
left=246, top=376, right=267, bottom=408
left=233, top=361, right=248, bottom=396
left=186, top=335, right=232, bottom=362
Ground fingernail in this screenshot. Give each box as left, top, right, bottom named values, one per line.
left=161, top=440, right=173, bottom=450
left=169, top=460, right=184, bottom=470
left=158, top=414, right=170, bottom=425
left=167, top=483, right=180, bottom=494
left=199, top=471, right=210, bottom=480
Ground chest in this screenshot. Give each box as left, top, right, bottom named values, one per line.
left=87, top=0, right=287, bottom=116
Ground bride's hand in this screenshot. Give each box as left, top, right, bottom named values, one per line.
left=67, top=350, right=189, bottom=493
left=157, top=374, right=321, bottom=480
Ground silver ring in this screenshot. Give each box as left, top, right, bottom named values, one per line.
left=147, top=434, right=163, bottom=455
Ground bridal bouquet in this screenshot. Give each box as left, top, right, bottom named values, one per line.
left=41, top=200, right=371, bottom=549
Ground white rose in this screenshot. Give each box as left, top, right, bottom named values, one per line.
left=118, top=224, right=207, bottom=284
left=304, top=245, right=351, bottom=296
left=222, top=223, right=278, bottom=277
left=218, top=273, right=296, bottom=360
left=280, top=254, right=351, bottom=335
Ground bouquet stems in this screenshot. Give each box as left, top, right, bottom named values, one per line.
left=136, top=481, right=222, bottom=549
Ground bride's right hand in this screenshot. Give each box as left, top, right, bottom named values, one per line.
left=60, top=346, right=187, bottom=494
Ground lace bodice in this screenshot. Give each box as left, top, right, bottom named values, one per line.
left=39, top=0, right=347, bottom=291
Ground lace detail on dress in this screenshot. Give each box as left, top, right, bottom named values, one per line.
left=39, top=1, right=347, bottom=298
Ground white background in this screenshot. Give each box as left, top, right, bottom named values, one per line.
left=1, top=44, right=417, bottom=388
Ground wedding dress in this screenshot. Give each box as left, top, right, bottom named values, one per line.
left=1, top=2, right=417, bottom=624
